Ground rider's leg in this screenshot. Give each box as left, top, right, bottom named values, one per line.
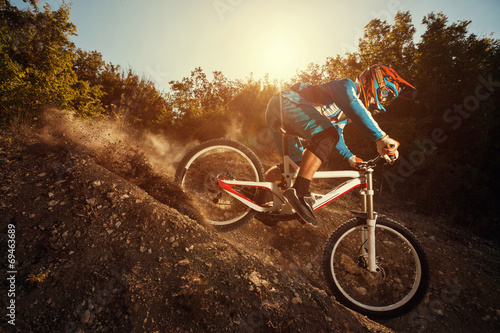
left=284, top=128, right=338, bottom=226
left=292, top=150, right=322, bottom=195
left=298, top=150, right=322, bottom=179
left=293, top=127, right=338, bottom=192
left=264, top=91, right=337, bottom=225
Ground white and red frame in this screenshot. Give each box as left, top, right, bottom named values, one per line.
left=217, top=155, right=365, bottom=215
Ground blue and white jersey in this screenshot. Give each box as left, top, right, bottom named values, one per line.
left=282, top=79, right=386, bottom=160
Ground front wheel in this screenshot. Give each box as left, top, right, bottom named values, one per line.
left=322, top=216, right=429, bottom=318
left=175, top=139, right=265, bottom=231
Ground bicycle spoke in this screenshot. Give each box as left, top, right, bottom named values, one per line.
left=176, top=140, right=264, bottom=230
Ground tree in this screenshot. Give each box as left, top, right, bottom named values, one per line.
left=167, top=68, right=237, bottom=140
left=73, top=49, right=106, bottom=85
left=292, top=62, right=328, bottom=85
left=323, top=11, right=417, bottom=81
left=414, top=12, right=497, bottom=114
left=0, top=1, right=103, bottom=124
left=228, top=74, right=279, bottom=147
left=323, top=54, right=358, bottom=81
left=114, top=69, right=173, bottom=130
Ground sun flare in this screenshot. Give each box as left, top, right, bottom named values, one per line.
left=253, top=33, right=299, bottom=80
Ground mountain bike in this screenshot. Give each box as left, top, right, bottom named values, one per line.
left=175, top=137, right=429, bottom=318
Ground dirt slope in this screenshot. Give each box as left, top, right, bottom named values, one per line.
left=1, top=116, right=499, bottom=333
left=0, top=129, right=391, bottom=332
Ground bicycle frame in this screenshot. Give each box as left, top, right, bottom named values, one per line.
left=217, top=148, right=382, bottom=273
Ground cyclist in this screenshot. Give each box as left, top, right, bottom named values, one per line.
left=265, top=64, right=417, bottom=226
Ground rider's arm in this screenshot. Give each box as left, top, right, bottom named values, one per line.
left=334, top=123, right=362, bottom=167
left=310, top=79, right=386, bottom=141
left=333, top=121, right=354, bottom=160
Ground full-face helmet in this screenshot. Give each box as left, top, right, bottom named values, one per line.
left=357, top=64, right=417, bottom=114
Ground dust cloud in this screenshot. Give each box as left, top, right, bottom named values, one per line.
left=39, top=108, right=190, bottom=177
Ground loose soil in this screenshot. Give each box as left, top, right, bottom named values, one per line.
left=0, top=117, right=498, bottom=332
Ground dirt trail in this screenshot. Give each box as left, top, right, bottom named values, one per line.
left=219, top=199, right=500, bottom=333
left=0, top=129, right=389, bottom=332
left=1, top=118, right=498, bottom=332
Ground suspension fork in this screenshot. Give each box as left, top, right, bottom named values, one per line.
left=361, top=167, right=379, bottom=273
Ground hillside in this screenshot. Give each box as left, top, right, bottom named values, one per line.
left=0, top=112, right=499, bottom=332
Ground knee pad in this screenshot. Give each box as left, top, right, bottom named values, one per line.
left=307, top=127, right=338, bottom=163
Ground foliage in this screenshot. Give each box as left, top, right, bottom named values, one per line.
left=0, top=1, right=104, bottom=124
left=166, top=68, right=237, bottom=141
left=72, top=50, right=174, bottom=130
left=229, top=75, right=279, bottom=139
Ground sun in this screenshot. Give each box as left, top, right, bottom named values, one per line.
left=253, top=33, right=300, bottom=80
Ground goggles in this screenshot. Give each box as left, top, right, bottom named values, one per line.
left=374, top=67, right=398, bottom=105
left=378, top=86, right=397, bottom=104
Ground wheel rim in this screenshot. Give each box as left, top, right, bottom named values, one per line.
left=328, top=224, right=423, bottom=312
left=180, top=145, right=260, bottom=226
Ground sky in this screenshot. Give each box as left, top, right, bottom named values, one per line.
left=12, top=0, right=500, bottom=92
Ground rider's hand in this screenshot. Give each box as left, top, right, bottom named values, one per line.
left=348, top=155, right=363, bottom=168
left=376, top=135, right=400, bottom=163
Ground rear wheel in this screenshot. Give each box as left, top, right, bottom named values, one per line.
left=322, top=216, right=429, bottom=318
left=175, top=139, right=264, bottom=231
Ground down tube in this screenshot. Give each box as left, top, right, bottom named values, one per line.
left=313, top=178, right=362, bottom=210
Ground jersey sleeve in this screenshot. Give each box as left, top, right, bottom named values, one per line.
left=333, top=121, right=353, bottom=160
left=314, top=79, right=386, bottom=141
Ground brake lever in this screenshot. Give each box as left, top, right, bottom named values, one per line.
left=355, top=156, right=384, bottom=170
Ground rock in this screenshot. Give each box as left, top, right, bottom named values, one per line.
left=249, top=271, right=269, bottom=288
left=86, top=198, right=97, bottom=206
left=178, top=259, right=190, bottom=266
left=356, top=287, right=367, bottom=296
left=433, top=308, right=445, bottom=316
left=48, top=200, right=59, bottom=207
left=81, top=309, right=91, bottom=324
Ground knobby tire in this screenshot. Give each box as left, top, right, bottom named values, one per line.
left=175, top=139, right=265, bottom=231
left=322, top=216, right=429, bottom=318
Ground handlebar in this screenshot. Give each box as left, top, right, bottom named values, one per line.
left=355, top=156, right=385, bottom=170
